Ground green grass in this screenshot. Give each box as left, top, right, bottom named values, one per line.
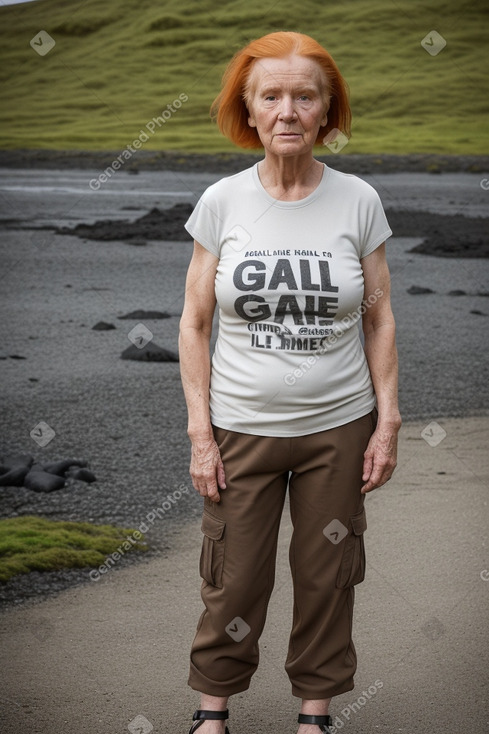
left=0, top=516, right=147, bottom=582
left=0, top=0, right=488, bottom=153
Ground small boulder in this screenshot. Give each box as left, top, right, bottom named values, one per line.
left=24, top=466, right=66, bottom=492
left=0, top=455, right=96, bottom=491
left=66, top=467, right=97, bottom=483
left=118, top=310, right=171, bottom=320
left=121, top=342, right=179, bottom=362
left=92, top=321, right=116, bottom=331
left=42, top=459, right=88, bottom=477
left=0, top=455, right=34, bottom=487
left=407, top=285, right=435, bottom=295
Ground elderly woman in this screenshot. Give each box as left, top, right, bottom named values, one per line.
left=179, top=31, right=401, bottom=734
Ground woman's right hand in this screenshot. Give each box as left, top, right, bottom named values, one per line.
left=189, top=437, right=227, bottom=503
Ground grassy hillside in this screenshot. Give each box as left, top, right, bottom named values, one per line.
left=0, top=0, right=488, bottom=154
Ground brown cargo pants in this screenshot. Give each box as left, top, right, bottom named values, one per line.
left=188, top=410, right=377, bottom=700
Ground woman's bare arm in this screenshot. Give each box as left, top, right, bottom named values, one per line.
left=361, top=243, right=402, bottom=493
left=179, top=241, right=226, bottom=502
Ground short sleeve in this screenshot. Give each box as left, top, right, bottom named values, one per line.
left=185, top=187, right=222, bottom=257
left=359, top=186, right=392, bottom=259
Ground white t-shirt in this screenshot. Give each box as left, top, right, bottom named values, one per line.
left=185, top=163, right=392, bottom=437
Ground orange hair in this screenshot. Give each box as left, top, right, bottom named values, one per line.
left=211, top=31, right=351, bottom=149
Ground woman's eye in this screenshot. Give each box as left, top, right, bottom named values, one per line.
left=265, top=95, right=276, bottom=101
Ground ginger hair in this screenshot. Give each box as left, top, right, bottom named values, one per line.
left=211, top=31, right=351, bottom=149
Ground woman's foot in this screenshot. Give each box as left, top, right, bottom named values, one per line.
left=192, top=722, right=226, bottom=734
left=298, top=725, right=328, bottom=734
left=190, top=696, right=229, bottom=734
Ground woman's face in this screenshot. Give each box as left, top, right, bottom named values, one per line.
left=246, top=54, right=330, bottom=158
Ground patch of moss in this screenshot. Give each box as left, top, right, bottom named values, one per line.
left=0, top=516, right=147, bottom=583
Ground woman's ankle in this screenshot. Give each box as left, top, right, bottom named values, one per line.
left=199, top=693, right=229, bottom=712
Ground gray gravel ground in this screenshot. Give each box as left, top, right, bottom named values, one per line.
left=0, top=164, right=488, bottom=606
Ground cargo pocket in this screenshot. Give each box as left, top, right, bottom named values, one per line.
left=336, top=508, right=367, bottom=589
left=199, top=511, right=226, bottom=588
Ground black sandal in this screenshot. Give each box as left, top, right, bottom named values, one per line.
left=298, top=713, right=333, bottom=733
left=189, top=709, right=230, bottom=734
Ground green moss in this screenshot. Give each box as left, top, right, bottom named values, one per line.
left=0, top=516, right=147, bottom=583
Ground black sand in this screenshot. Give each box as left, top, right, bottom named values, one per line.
left=1, top=157, right=488, bottom=608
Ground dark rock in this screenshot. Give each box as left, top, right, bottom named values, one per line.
left=24, top=467, right=66, bottom=492
left=9, top=354, right=26, bottom=359
left=1, top=454, right=34, bottom=469
left=120, top=342, right=179, bottom=362
left=0, top=466, right=29, bottom=487
left=385, top=209, right=489, bottom=258
left=448, top=290, right=467, bottom=296
left=118, top=310, right=171, bottom=320
left=407, top=285, right=435, bottom=295
left=470, top=309, right=487, bottom=316
left=53, top=203, right=193, bottom=243
left=0, top=455, right=34, bottom=486
left=0, top=465, right=31, bottom=487
left=42, top=459, right=88, bottom=477
left=92, top=321, right=116, bottom=331
left=66, top=467, right=96, bottom=483
left=0, top=456, right=95, bottom=490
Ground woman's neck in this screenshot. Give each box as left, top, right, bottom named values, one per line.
left=257, top=154, right=324, bottom=201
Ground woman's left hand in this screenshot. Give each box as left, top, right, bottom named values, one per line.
left=361, top=420, right=400, bottom=493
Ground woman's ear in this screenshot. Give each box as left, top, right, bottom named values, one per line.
left=321, top=96, right=331, bottom=128
left=246, top=99, right=256, bottom=128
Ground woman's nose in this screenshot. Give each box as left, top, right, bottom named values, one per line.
left=278, top=97, right=297, bottom=121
